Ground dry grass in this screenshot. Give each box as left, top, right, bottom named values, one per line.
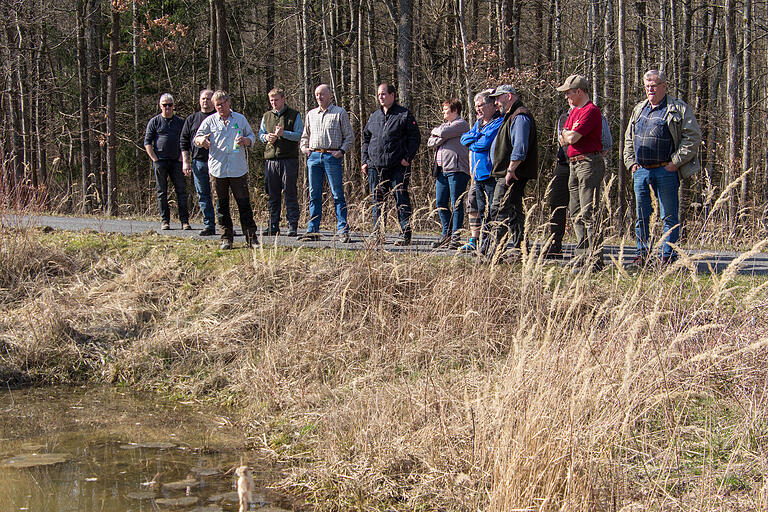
left=1, top=226, right=768, bottom=511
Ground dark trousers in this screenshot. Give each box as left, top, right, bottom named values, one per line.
left=154, top=159, right=189, bottom=224
left=547, top=164, right=571, bottom=250
left=467, top=177, right=497, bottom=240
left=210, top=174, right=257, bottom=243
left=487, top=176, right=528, bottom=254
left=265, top=158, right=299, bottom=229
left=368, top=165, right=412, bottom=235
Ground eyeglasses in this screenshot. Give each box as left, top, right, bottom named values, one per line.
left=161, top=103, right=174, bottom=107
left=644, top=84, right=663, bottom=90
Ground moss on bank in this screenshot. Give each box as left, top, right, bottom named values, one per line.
left=1, top=227, right=768, bottom=511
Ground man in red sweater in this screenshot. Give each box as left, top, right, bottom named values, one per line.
left=557, top=74, right=605, bottom=272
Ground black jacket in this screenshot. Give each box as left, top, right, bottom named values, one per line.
left=180, top=111, right=214, bottom=161
left=362, top=104, right=421, bottom=169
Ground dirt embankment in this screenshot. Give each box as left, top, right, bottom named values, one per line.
left=2, top=227, right=768, bottom=511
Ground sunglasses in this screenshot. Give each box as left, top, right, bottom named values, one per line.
left=161, top=103, right=174, bottom=107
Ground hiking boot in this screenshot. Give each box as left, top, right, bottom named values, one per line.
left=627, top=254, right=647, bottom=269
left=431, top=234, right=451, bottom=249
left=248, top=235, right=260, bottom=249
left=181, top=223, right=192, bottom=231
left=458, top=237, right=478, bottom=253
left=393, top=232, right=412, bottom=247
left=220, top=239, right=233, bottom=250
left=261, top=226, right=280, bottom=236
left=287, top=225, right=298, bottom=237
left=298, top=232, right=321, bottom=242
left=337, top=231, right=351, bottom=243
left=199, top=227, right=216, bottom=236
left=543, top=242, right=563, bottom=259
left=160, top=222, right=170, bottom=230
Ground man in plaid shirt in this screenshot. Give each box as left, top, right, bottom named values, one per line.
left=299, top=84, right=354, bottom=243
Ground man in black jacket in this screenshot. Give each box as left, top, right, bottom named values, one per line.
left=144, top=93, right=189, bottom=231
left=181, top=89, right=216, bottom=236
left=361, top=83, right=421, bottom=246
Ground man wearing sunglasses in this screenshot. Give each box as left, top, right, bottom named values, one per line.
left=144, top=93, right=190, bottom=231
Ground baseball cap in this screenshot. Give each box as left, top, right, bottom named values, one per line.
left=556, top=74, right=589, bottom=92
left=489, top=85, right=517, bottom=97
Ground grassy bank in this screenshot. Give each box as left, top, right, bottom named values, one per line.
left=1, top=227, right=767, bottom=511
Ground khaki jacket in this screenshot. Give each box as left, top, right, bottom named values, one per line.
left=623, top=95, right=701, bottom=179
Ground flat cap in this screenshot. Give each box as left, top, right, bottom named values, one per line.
left=489, top=85, right=517, bottom=97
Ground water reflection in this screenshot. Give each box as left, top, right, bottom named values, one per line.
left=0, top=387, right=292, bottom=511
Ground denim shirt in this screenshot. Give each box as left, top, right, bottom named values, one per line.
left=195, top=111, right=255, bottom=178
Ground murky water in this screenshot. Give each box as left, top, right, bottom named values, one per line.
left=0, top=386, right=294, bottom=511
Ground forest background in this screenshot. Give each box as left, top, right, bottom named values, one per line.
left=0, top=0, right=764, bottom=242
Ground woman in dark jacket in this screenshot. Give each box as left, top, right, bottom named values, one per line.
left=427, top=98, right=470, bottom=249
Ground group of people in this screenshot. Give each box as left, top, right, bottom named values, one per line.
left=144, top=69, right=701, bottom=267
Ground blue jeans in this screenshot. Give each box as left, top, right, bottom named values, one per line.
left=307, top=152, right=348, bottom=233
left=634, top=166, right=680, bottom=259
left=191, top=159, right=215, bottom=229
left=435, top=171, right=470, bottom=235
left=368, top=165, right=412, bottom=235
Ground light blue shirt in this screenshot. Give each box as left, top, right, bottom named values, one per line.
left=195, top=111, right=255, bottom=179
left=258, top=107, right=304, bottom=143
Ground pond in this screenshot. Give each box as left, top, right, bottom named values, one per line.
left=0, top=386, right=294, bottom=511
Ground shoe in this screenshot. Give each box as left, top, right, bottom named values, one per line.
left=220, top=239, right=233, bottom=250
left=199, top=227, right=216, bottom=236
left=248, top=236, right=260, bottom=249
left=337, top=232, right=351, bottom=243
left=431, top=235, right=451, bottom=249
left=448, top=235, right=462, bottom=250
left=261, top=226, right=280, bottom=236
left=627, top=254, right=647, bottom=269
left=161, top=222, right=170, bottom=230
left=287, top=225, right=298, bottom=237
left=298, top=232, right=321, bottom=242
left=458, top=238, right=478, bottom=253
left=543, top=242, right=563, bottom=259
left=660, top=255, right=677, bottom=266
left=181, top=223, right=192, bottom=231
left=393, top=233, right=412, bottom=247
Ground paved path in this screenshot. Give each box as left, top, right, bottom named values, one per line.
left=4, top=213, right=768, bottom=275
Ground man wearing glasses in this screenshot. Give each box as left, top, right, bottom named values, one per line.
left=624, top=70, right=701, bottom=266
left=144, top=93, right=190, bottom=231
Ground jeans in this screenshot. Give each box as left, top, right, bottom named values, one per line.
left=191, top=159, right=215, bottom=229
left=306, top=152, right=348, bottom=233
left=634, top=165, right=680, bottom=259
left=435, top=171, right=470, bottom=236
left=210, top=174, right=257, bottom=244
left=265, top=158, right=299, bottom=229
left=154, top=159, right=189, bottom=224
left=368, top=165, right=412, bottom=235
left=467, top=177, right=497, bottom=241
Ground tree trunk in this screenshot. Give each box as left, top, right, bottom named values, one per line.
left=617, top=0, right=627, bottom=232
left=740, top=0, right=752, bottom=207
left=724, top=0, right=738, bottom=225
left=208, top=0, right=216, bottom=89
left=302, top=0, right=312, bottom=110
left=76, top=0, right=93, bottom=213
left=366, top=0, right=380, bottom=87
left=457, top=0, right=473, bottom=125
left=105, top=1, right=119, bottom=216
left=214, top=0, right=228, bottom=90
left=265, top=0, right=275, bottom=92
left=397, top=0, right=412, bottom=106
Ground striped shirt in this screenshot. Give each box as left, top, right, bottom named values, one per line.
left=300, top=104, right=354, bottom=153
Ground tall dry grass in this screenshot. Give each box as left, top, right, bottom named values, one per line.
left=1, top=226, right=767, bottom=510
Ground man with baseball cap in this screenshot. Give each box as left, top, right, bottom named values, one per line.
left=485, top=84, right=538, bottom=260
left=556, top=74, right=605, bottom=272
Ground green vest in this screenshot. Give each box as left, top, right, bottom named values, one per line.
left=262, top=107, right=300, bottom=160
left=491, top=101, right=538, bottom=180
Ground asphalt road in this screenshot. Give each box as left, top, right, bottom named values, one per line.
left=4, top=213, right=768, bottom=275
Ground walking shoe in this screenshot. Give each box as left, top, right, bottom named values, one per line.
left=431, top=235, right=451, bottom=249
left=458, top=237, right=478, bottom=253
left=287, top=225, right=298, bottom=237
left=181, top=223, right=192, bottom=231
left=261, top=226, right=280, bottom=236
left=660, top=255, right=677, bottom=267
left=627, top=254, right=647, bottom=269
left=298, top=232, right=321, bottom=242
left=393, top=233, right=412, bottom=247
left=220, top=239, right=233, bottom=250
left=199, top=227, right=216, bottom=236
left=160, top=222, right=170, bottom=230
left=543, top=242, right=563, bottom=259
left=336, top=232, right=351, bottom=243
left=248, top=236, right=260, bottom=249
